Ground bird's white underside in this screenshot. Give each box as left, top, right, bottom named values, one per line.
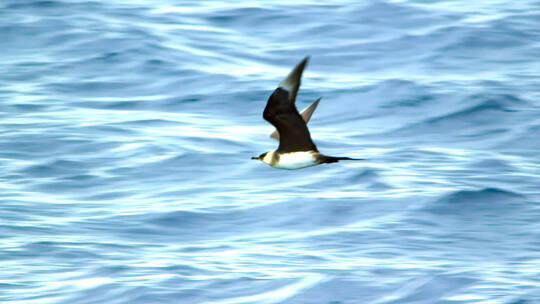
left=262, top=150, right=318, bottom=170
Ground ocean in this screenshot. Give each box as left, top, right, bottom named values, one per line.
left=1, top=0, right=540, bottom=303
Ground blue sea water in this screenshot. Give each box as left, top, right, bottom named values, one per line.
left=1, top=0, right=540, bottom=303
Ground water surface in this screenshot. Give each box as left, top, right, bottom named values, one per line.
left=1, top=1, right=540, bottom=303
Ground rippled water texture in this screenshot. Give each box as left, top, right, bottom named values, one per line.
left=1, top=1, right=540, bottom=303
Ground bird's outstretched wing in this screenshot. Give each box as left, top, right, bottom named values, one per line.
left=278, top=56, right=308, bottom=106
left=263, top=57, right=318, bottom=153
left=270, top=97, right=321, bottom=141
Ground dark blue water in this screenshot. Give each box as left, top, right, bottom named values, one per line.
left=2, top=1, right=540, bottom=303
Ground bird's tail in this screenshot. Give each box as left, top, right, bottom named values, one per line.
left=321, top=156, right=365, bottom=163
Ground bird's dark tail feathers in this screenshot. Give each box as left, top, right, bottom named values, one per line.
left=320, top=155, right=365, bottom=164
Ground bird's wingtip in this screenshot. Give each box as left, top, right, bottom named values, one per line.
left=269, top=130, right=280, bottom=140
left=300, top=97, right=321, bottom=123
left=278, top=56, right=310, bottom=103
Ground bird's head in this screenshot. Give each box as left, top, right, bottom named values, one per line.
left=251, top=151, right=268, bottom=161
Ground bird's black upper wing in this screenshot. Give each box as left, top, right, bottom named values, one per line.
left=270, top=97, right=321, bottom=141
left=263, top=88, right=318, bottom=153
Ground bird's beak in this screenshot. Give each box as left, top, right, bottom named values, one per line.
left=251, top=156, right=259, bottom=160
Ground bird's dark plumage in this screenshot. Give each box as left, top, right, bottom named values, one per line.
left=263, top=87, right=317, bottom=153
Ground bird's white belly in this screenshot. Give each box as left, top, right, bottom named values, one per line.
left=273, top=151, right=318, bottom=170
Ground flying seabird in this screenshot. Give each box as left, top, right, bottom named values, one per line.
left=252, top=56, right=362, bottom=169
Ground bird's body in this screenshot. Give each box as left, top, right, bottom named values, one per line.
left=259, top=150, right=318, bottom=170
left=252, top=56, right=362, bottom=169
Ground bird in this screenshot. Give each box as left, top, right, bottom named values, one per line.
left=252, top=56, right=363, bottom=169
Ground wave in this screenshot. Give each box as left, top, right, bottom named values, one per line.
left=381, top=94, right=527, bottom=139
left=497, top=123, right=540, bottom=151
left=469, top=158, right=515, bottom=172
left=424, top=188, right=525, bottom=215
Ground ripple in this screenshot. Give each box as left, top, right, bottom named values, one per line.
left=425, top=188, right=525, bottom=215
left=2, top=0, right=540, bottom=303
